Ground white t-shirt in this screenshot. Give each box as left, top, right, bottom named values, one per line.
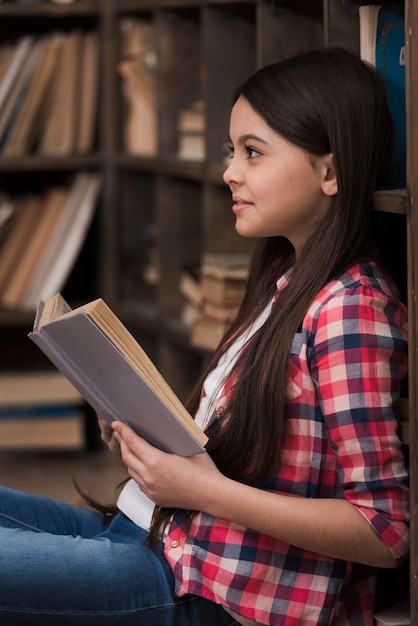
left=117, top=298, right=274, bottom=530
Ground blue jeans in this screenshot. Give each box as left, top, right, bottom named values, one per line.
left=0, top=487, right=238, bottom=625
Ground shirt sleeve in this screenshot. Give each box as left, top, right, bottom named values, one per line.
left=309, top=284, right=409, bottom=563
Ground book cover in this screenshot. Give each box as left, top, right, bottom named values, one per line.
left=29, top=293, right=208, bottom=456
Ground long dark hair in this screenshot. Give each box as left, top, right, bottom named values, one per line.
left=149, top=47, right=394, bottom=545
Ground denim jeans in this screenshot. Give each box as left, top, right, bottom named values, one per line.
left=0, top=486, right=238, bottom=625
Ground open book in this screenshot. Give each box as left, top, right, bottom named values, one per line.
left=29, top=293, right=208, bottom=456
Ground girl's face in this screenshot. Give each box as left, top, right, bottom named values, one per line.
left=223, top=96, right=336, bottom=253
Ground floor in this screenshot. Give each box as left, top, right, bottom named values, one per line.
left=0, top=446, right=128, bottom=508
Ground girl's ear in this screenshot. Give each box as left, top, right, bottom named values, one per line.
left=320, top=154, right=338, bottom=196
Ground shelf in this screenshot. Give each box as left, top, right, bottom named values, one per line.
left=0, top=2, right=99, bottom=17
left=0, top=308, right=34, bottom=328
left=373, top=189, right=407, bottom=214
left=115, top=153, right=206, bottom=181
left=0, top=155, right=103, bottom=172
left=117, top=0, right=253, bottom=9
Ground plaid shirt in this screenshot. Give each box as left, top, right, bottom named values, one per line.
left=165, top=262, right=409, bottom=626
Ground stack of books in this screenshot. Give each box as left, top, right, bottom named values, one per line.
left=177, top=99, right=205, bottom=161
left=0, top=172, right=101, bottom=310
left=179, top=253, right=250, bottom=352
left=0, top=371, right=85, bottom=450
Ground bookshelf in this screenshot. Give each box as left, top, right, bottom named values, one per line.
left=0, top=0, right=416, bottom=620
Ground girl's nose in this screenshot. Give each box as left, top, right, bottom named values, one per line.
left=223, top=159, right=237, bottom=186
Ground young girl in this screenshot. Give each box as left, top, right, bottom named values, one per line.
left=0, top=47, right=409, bottom=626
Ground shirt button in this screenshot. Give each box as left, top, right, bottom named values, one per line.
left=171, top=540, right=180, bottom=548
left=216, top=406, right=225, bottom=416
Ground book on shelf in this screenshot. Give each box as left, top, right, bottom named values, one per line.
left=201, top=253, right=251, bottom=279
left=75, top=30, right=99, bottom=154
left=191, top=316, right=230, bottom=352
left=179, top=261, right=202, bottom=310
left=0, top=192, right=15, bottom=241
left=119, top=16, right=153, bottom=58
left=0, top=172, right=101, bottom=310
left=0, top=411, right=85, bottom=450
left=0, top=36, right=37, bottom=147
left=177, top=133, right=205, bottom=162
left=200, top=273, right=246, bottom=307
left=0, top=30, right=99, bottom=156
left=3, top=34, right=61, bottom=157
left=178, top=261, right=202, bottom=329
left=178, top=100, right=205, bottom=134
left=186, top=253, right=249, bottom=350
left=177, top=99, right=206, bottom=161
left=0, top=45, right=14, bottom=86
left=359, top=4, right=406, bottom=188
left=180, top=301, right=200, bottom=328
left=0, top=188, right=69, bottom=307
left=0, top=370, right=82, bottom=406
left=202, top=299, right=241, bottom=323
left=200, top=252, right=249, bottom=306
left=118, top=18, right=157, bottom=156
left=0, top=371, right=84, bottom=450
left=0, top=194, right=40, bottom=297
left=39, top=30, right=81, bottom=156
left=0, top=36, right=33, bottom=115
left=29, top=292, right=208, bottom=456
left=118, top=51, right=158, bottom=156
left=23, top=172, right=102, bottom=310
left=191, top=300, right=241, bottom=351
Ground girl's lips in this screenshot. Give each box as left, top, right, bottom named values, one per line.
left=232, top=197, right=253, bottom=213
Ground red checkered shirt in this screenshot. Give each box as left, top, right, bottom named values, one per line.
left=165, top=262, right=409, bottom=626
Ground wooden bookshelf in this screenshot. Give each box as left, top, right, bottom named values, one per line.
left=0, top=1, right=415, bottom=620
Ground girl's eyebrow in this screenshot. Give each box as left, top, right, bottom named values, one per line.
left=230, top=133, right=269, bottom=146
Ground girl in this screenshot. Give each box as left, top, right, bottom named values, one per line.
left=0, top=47, right=409, bottom=626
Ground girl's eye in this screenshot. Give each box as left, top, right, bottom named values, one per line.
left=225, top=143, right=234, bottom=159
left=246, top=145, right=261, bottom=159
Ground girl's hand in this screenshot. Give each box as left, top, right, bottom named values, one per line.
left=111, top=424, right=396, bottom=568
left=111, top=421, right=222, bottom=511
left=97, top=415, right=121, bottom=453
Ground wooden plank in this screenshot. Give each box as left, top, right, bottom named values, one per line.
left=405, top=0, right=418, bottom=619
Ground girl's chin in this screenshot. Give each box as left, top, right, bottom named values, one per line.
left=234, top=219, right=262, bottom=239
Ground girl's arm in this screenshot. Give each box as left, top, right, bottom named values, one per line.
left=112, top=422, right=397, bottom=568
